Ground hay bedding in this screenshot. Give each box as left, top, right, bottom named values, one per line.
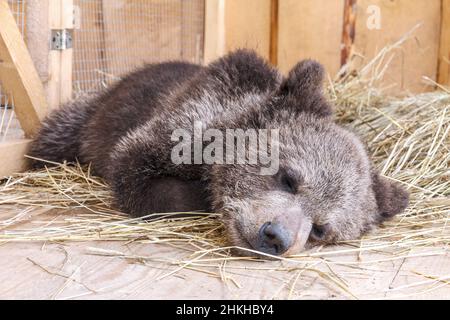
left=0, top=38, right=449, bottom=299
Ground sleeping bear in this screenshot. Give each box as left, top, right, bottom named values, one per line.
left=28, top=50, right=409, bottom=257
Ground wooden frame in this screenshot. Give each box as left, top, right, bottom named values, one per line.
left=341, top=0, right=357, bottom=67
left=204, top=0, right=225, bottom=64
left=47, top=0, right=74, bottom=109
left=0, top=0, right=75, bottom=178
left=0, top=0, right=48, bottom=138
left=0, top=0, right=47, bottom=177
left=269, top=0, right=279, bottom=66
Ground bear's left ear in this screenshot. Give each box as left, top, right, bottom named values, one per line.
left=276, top=60, right=332, bottom=118
left=371, top=171, right=409, bottom=220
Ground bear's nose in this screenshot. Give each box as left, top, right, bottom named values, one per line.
left=257, top=222, right=291, bottom=255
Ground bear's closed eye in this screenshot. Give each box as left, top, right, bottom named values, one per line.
left=310, top=223, right=330, bottom=241
left=280, top=174, right=297, bottom=194
left=276, top=169, right=304, bottom=194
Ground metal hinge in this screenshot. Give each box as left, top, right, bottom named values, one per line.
left=51, top=29, right=73, bottom=50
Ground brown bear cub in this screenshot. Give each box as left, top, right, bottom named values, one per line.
left=29, top=50, right=409, bottom=257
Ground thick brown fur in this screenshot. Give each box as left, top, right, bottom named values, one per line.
left=29, top=50, right=409, bottom=256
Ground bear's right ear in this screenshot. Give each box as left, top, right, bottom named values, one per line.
left=276, top=60, right=332, bottom=118
left=371, top=171, right=410, bottom=220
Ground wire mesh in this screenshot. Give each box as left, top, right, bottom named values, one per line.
left=0, top=0, right=26, bottom=141
left=0, top=86, right=23, bottom=142
left=1, top=0, right=206, bottom=140
left=7, top=0, right=26, bottom=35
left=73, top=0, right=205, bottom=95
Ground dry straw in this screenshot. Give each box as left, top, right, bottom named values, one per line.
left=0, top=30, right=449, bottom=298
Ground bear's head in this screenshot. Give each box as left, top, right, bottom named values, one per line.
left=208, top=59, right=409, bottom=257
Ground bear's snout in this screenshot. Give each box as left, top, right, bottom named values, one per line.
left=257, top=222, right=292, bottom=256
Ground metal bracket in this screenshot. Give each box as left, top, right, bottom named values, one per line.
left=51, top=29, right=73, bottom=50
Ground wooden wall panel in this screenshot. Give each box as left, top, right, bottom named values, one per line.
left=353, top=0, right=441, bottom=93
left=204, top=0, right=271, bottom=64
left=224, top=0, right=271, bottom=60
left=277, top=0, right=345, bottom=76
left=25, top=0, right=50, bottom=85
left=204, top=0, right=225, bottom=64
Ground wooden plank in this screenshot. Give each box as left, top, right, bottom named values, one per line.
left=204, top=0, right=225, bottom=64
left=0, top=0, right=48, bottom=138
left=46, top=0, right=62, bottom=109
left=60, top=0, right=73, bottom=104
left=341, top=0, right=357, bottom=67
left=2, top=0, right=30, bottom=105
left=353, top=0, right=442, bottom=93
left=7, top=0, right=27, bottom=40
left=269, top=0, right=279, bottom=66
left=46, top=0, right=74, bottom=109
left=25, top=0, right=50, bottom=85
left=0, top=139, right=31, bottom=178
left=277, top=0, right=345, bottom=76
left=204, top=0, right=271, bottom=64
left=438, top=0, right=450, bottom=86
left=224, top=0, right=272, bottom=60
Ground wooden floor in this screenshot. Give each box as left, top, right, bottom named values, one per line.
left=0, top=207, right=449, bottom=300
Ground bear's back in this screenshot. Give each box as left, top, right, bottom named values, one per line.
left=79, top=62, right=203, bottom=175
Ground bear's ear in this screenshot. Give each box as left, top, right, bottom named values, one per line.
left=277, top=60, right=332, bottom=117
left=280, top=60, right=325, bottom=96
left=371, top=171, right=409, bottom=220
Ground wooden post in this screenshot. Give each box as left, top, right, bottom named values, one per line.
left=47, top=0, right=61, bottom=109
left=204, top=0, right=225, bottom=64
left=60, top=0, right=73, bottom=104
left=269, top=0, right=279, bottom=66
left=203, top=0, right=272, bottom=64
left=47, top=0, right=73, bottom=109
left=341, top=0, right=357, bottom=67
left=277, top=0, right=345, bottom=75
left=0, top=0, right=48, bottom=138
left=438, top=0, right=450, bottom=86
left=26, top=0, right=50, bottom=85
